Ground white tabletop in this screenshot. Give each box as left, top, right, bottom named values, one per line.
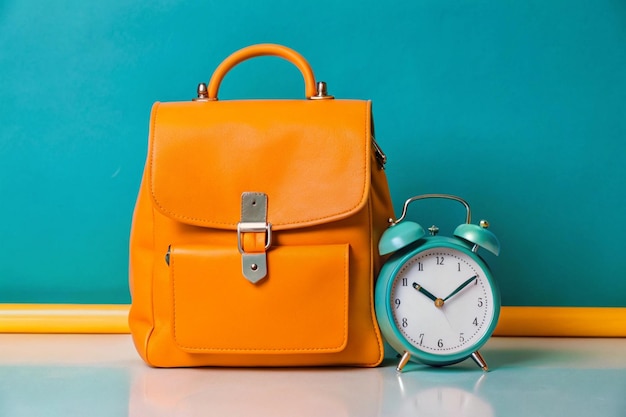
left=0, top=334, right=624, bottom=416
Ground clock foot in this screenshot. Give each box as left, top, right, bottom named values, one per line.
left=471, top=350, right=489, bottom=372
left=396, top=351, right=411, bottom=372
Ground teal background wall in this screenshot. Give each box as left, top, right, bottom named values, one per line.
left=1, top=0, right=625, bottom=306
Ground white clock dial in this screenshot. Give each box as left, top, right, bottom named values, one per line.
left=390, top=247, right=496, bottom=355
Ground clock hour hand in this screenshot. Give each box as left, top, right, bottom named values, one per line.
left=443, top=275, right=478, bottom=302
left=412, top=282, right=439, bottom=303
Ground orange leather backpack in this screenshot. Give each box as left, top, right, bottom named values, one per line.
left=128, top=44, right=394, bottom=367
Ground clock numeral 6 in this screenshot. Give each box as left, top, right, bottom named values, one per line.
left=437, top=339, right=444, bottom=348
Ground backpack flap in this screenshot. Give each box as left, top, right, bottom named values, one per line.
left=148, top=98, right=371, bottom=231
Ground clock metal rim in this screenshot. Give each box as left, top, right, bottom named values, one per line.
left=375, top=236, right=501, bottom=367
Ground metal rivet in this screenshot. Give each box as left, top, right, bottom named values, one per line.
left=250, top=264, right=258, bottom=271
left=309, top=81, right=334, bottom=100
left=192, top=82, right=209, bottom=101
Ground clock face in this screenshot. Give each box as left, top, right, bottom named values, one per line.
left=390, top=246, right=496, bottom=356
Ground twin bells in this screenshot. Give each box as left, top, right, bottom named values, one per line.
left=379, top=194, right=500, bottom=257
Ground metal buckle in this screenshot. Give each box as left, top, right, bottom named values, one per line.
left=237, top=222, right=272, bottom=254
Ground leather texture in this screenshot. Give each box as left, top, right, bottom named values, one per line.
left=128, top=44, right=395, bottom=367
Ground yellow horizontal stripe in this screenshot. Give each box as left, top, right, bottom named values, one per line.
left=0, top=304, right=625, bottom=336
left=494, top=306, right=626, bottom=337
left=0, top=304, right=129, bottom=334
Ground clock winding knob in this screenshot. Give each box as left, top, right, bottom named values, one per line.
left=428, top=225, right=440, bottom=236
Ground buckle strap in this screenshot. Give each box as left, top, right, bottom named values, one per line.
left=238, top=192, right=271, bottom=283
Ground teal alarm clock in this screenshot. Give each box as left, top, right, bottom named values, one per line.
left=375, top=194, right=501, bottom=372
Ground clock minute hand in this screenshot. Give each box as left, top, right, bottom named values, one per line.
left=443, top=275, right=478, bottom=302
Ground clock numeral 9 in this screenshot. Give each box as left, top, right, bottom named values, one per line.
left=394, top=298, right=401, bottom=309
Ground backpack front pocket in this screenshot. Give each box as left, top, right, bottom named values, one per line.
left=169, top=244, right=350, bottom=354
